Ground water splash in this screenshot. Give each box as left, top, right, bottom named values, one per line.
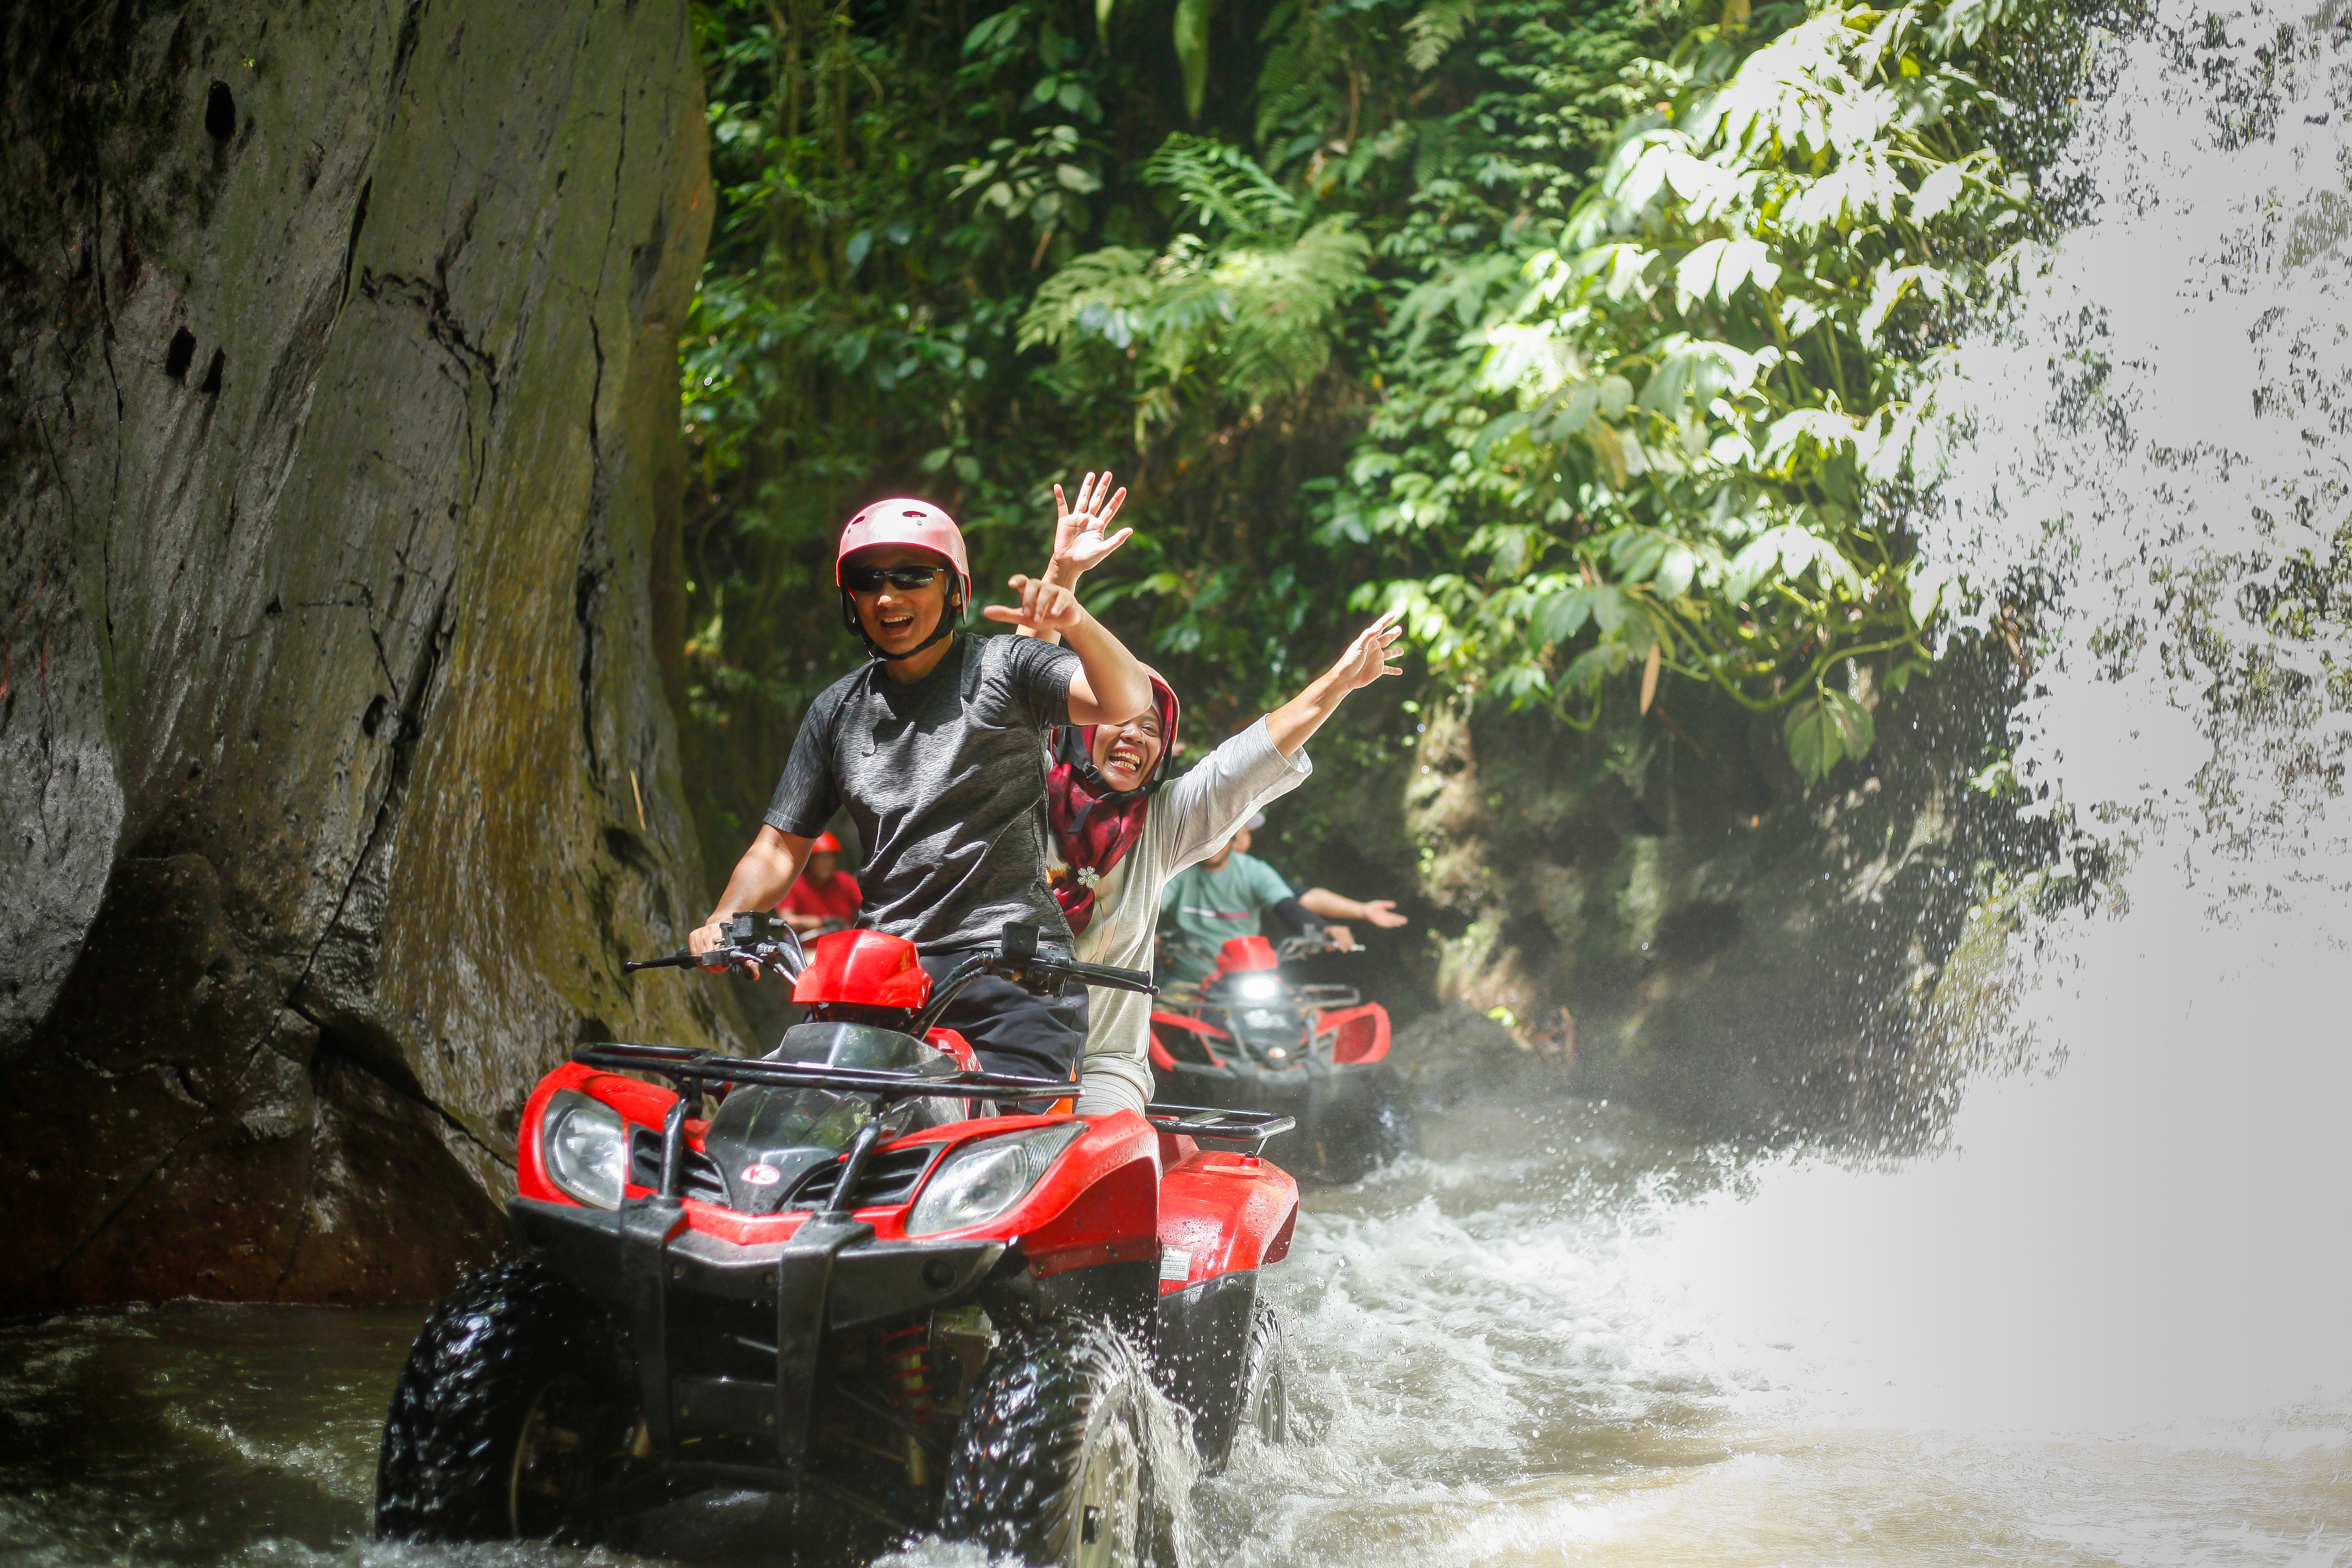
left=1596, top=0, right=2352, bottom=1440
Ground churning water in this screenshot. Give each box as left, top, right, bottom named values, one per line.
left=6, top=0, right=2350, bottom=1562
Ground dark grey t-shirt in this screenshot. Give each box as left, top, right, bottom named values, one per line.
left=765, top=634, right=1081, bottom=954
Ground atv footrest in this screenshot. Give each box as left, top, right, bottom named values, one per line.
left=673, top=1376, right=778, bottom=1439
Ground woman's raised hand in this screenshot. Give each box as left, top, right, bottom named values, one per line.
left=1050, top=470, right=1133, bottom=580
left=1329, top=609, right=1406, bottom=691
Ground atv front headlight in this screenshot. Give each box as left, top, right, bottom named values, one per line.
left=905, top=1123, right=1084, bottom=1237
left=543, top=1089, right=628, bottom=1210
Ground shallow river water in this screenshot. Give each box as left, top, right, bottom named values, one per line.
left=5, top=1076, right=2348, bottom=1568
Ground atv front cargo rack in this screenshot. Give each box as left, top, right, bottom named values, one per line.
left=573, top=1041, right=1072, bottom=1104
left=573, top=1042, right=1077, bottom=1210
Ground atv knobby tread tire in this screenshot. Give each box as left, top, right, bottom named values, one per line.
left=374, top=1256, right=632, bottom=1542
left=1237, top=1297, right=1289, bottom=1448
left=1318, top=1070, right=1418, bottom=1184
left=939, top=1317, right=1175, bottom=1567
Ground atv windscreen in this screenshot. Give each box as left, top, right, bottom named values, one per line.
left=698, top=1023, right=959, bottom=1212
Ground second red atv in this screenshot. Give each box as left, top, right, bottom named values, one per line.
left=374, top=920, right=1297, bottom=1566
left=1150, top=933, right=1416, bottom=1184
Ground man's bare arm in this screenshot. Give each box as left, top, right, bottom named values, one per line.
left=984, top=574, right=1152, bottom=723
left=1300, top=887, right=1409, bottom=927
left=690, top=825, right=812, bottom=961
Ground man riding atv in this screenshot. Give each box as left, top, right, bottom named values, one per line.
left=1013, top=472, right=1406, bottom=1117
left=1157, top=818, right=1410, bottom=989
left=777, top=830, right=861, bottom=937
left=374, top=493, right=1306, bottom=1565
left=690, top=497, right=1151, bottom=1085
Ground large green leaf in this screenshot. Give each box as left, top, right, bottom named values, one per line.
left=1782, top=688, right=1877, bottom=784
left=1174, top=0, right=1215, bottom=121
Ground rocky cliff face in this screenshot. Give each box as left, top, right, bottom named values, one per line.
left=1402, top=654, right=2027, bottom=1145
left=0, top=0, right=728, bottom=1311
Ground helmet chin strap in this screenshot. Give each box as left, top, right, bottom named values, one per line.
left=841, top=585, right=966, bottom=663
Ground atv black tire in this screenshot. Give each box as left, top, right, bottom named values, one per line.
left=1236, top=1298, right=1289, bottom=1447
left=939, top=1318, right=1178, bottom=1568
left=1367, top=1069, right=1419, bottom=1167
left=374, top=1256, right=636, bottom=1542
left=1315, top=1071, right=1418, bottom=1184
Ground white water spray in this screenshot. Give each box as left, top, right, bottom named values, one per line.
left=1634, top=0, right=2352, bottom=1438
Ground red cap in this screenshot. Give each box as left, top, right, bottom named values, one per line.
left=810, top=831, right=843, bottom=854
left=836, top=499, right=970, bottom=603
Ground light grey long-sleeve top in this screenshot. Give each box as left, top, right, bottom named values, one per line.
left=1047, top=719, right=1312, bottom=1115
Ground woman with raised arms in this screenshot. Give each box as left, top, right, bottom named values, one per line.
left=1019, top=472, right=1404, bottom=1114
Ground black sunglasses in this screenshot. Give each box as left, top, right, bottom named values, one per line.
left=841, top=563, right=947, bottom=593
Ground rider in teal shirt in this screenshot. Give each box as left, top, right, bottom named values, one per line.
left=1156, top=827, right=1299, bottom=985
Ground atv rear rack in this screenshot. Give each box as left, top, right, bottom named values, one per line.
left=1142, top=1104, right=1297, bottom=1146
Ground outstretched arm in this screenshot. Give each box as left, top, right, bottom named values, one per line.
left=1263, top=609, right=1405, bottom=758
left=690, top=825, right=812, bottom=963
left=985, top=575, right=1152, bottom=723
left=1299, top=887, right=1409, bottom=928
left=1300, top=886, right=1409, bottom=949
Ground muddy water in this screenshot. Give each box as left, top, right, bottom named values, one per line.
left=5, top=1089, right=2347, bottom=1568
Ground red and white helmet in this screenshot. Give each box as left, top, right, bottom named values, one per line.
left=835, top=498, right=971, bottom=605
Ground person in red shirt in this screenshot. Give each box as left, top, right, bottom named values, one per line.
left=776, top=831, right=863, bottom=936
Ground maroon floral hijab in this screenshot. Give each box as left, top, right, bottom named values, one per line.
left=1047, top=672, right=1181, bottom=936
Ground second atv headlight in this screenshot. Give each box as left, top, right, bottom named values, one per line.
left=905, top=1123, right=1084, bottom=1236
left=543, top=1089, right=628, bottom=1210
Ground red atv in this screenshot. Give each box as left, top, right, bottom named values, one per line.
left=374, top=919, right=1296, bottom=1565
left=1150, top=933, right=1416, bottom=1184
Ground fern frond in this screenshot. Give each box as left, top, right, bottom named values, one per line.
left=1205, top=217, right=1372, bottom=405
left=1141, top=133, right=1302, bottom=239
left=1403, top=0, right=1478, bottom=71
left=1019, top=248, right=1154, bottom=351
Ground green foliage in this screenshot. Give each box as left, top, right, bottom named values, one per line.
left=679, top=0, right=1128, bottom=743
left=1019, top=134, right=1371, bottom=442
left=678, top=0, right=2065, bottom=817
left=1329, top=0, right=2046, bottom=783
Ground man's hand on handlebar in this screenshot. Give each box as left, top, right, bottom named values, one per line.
left=1323, top=924, right=1359, bottom=951
left=675, top=912, right=805, bottom=980
left=687, top=917, right=736, bottom=968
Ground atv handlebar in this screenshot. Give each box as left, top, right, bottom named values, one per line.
left=621, top=920, right=1151, bottom=1016
left=904, top=922, right=1152, bottom=1038
left=1277, top=930, right=1357, bottom=961
left=624, top=911, right=809, bottom=980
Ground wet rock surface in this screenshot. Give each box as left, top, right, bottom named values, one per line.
left=1403, top=651, right=2030, bottom=1145
left=1385, top=1001, right=1567, bottom=1111
left=0, top=0, right=730, bottom=1310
